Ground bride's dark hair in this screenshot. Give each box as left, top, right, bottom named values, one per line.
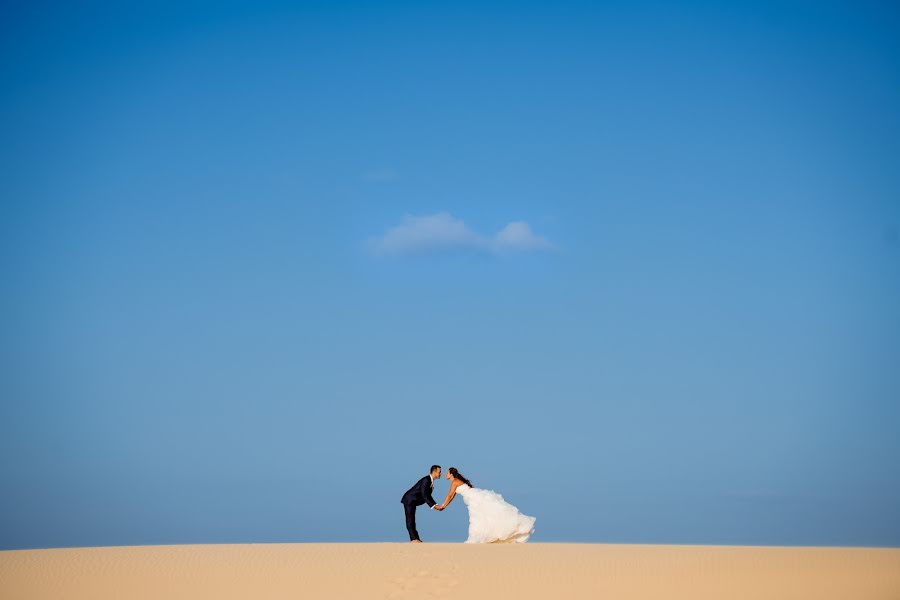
left=449, top=467, right=472, bottom=488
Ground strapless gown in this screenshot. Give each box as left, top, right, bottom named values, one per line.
left=455, top=483, right=536, bottom=543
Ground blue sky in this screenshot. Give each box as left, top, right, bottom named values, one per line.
left=1, top=0, right=899, bottom=550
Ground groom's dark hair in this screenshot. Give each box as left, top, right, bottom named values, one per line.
left=430, top=465, right=441, bottom=474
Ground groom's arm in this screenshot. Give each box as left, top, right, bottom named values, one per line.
left=421, top=477, right=438, bottom=508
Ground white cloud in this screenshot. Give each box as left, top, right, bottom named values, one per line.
left=369, top=212, right=554, bottom=257
left=494, top=221, right=554, bottom=253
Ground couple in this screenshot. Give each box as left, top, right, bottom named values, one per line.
left=400, top=465, right=536, bottom=544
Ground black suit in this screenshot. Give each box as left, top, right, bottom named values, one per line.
left=400, top=475, right=437, bottom=541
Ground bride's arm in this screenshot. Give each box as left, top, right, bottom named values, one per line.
left=438, top=482, right=460, bottom=509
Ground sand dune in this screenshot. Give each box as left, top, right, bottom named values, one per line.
left=2, top=543, right=899, bottom=599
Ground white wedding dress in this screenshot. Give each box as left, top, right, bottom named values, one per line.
left=455, top=483, right=536, bottom=543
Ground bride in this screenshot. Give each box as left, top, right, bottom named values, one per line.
left=434, top=467, right=536, bottom=543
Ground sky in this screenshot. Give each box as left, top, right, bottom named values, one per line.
left=1, top=0, right=899, bottom=550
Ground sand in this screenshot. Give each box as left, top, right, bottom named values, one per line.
left=2, top=543, right=899, bottom=599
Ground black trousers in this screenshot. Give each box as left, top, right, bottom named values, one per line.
left=403, top=502, right=420, bottom=541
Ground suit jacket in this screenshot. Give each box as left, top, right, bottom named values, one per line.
left=401, top=475, right=437, bottom=507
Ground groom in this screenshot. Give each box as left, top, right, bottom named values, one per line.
left=401, top=465, right=443, bottom=543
